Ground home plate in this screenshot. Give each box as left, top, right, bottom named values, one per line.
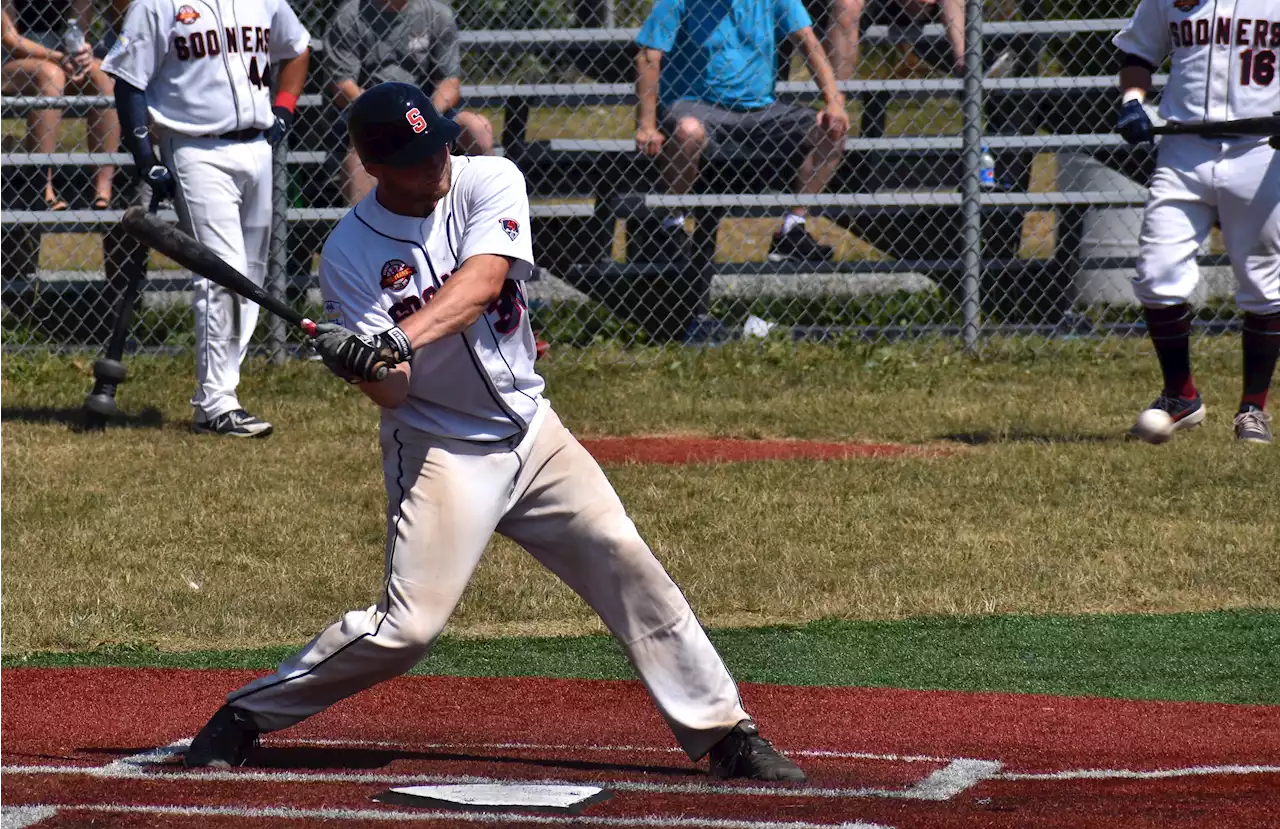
left=372, top=783, right=613, bottom=814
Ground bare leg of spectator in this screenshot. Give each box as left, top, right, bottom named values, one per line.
left=659, top=116, right=707, bottom=232
left=453, top=110, right=494, bottom=156
left=1, top=58, right=67, bottom=208
left=342, top=147, right=377, bottom=204
left=794, top=118, right=844, bottom=208
left=74, top=60, right=118, bottom=206
left=827, top=0, right=863, bottom=81
left=900, top=0, right=965, bottom=76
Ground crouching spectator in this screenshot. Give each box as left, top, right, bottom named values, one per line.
left=1, top=0, right=118, bottom=209
left=326, top=0, right=494, bottom=204
left=635, top=0, right=849, bottom=264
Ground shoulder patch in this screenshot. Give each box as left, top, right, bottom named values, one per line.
left=499, top=218, right=520, bottom=241
left=175, top=5, right=201, bottom=24
left=380, top=259, right=417, bottom=291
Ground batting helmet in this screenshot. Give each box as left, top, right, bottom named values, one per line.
left=347, top=82, right=461, bottom=168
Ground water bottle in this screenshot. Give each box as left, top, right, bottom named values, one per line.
left=63, top=18, right=86, bottom=55
left=979, top=144, right=997, bottom=190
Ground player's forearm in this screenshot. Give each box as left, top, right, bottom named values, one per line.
left=1119, top=65, right=1154, bottom=100
left=275, top=50, right=310, bottom=99
left=795, top=29, right=844, bottom=107
left=398, top=255, right=510, bottom=348
left=332, top=78, right=362, bottom=109
left=432, top=77, right=461, bottom=113
left=115, top=79, right=156, bottom=165
left=635, top=48, right=662, bottom=128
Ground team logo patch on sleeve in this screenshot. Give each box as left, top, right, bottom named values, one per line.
left=380, top=259, right=417, bottom=291
left=499, top=218, right=520, bottom=241
left=175, top=5, right=201, bottom=24
left=323, top=300, right=345, bottom=327
left=1171, top=0, right=1200, bottom=11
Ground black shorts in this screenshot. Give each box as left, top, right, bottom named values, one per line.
left=660, top=100, right=816, bottom=157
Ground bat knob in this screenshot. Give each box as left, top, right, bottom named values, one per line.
left=301, top=319, right=318, bottom=337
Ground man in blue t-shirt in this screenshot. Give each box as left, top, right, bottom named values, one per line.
left=635, top=0, right=849, bottom=262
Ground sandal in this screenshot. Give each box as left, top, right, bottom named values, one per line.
left=93, top=196, right=111, bottom=209
left=44, top=192, right=69, bottom=211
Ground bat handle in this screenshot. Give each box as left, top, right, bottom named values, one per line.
left=372, top=362, right=389, bottom=381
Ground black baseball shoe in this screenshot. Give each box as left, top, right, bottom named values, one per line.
left=193, top=408, right=274, bottom=438
left=184, top=705, right=260, bottom=768
left=1129, top=393, right=1205, bottom=443
left=767, top=224, right=833, bottom=264
left=637, top=221, right=692, bottom=264
left=1234, top=406, right=1273, bottom=444
left=707, top=720, right=807, bottom=783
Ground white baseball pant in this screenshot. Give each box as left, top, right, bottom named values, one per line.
left=162, top=133, right=273, bottom=419
left=1133, top=134, right=1280, bottom=314
left=228, top=401, right=750, bottom=760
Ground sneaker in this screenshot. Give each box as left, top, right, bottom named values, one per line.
left=637, top=222, right=691, bottom=264
left=1234, top=407, right=1273, bottom=444
left=1129, top=393, right=1205, bottom=443
left=193, top=408, right=274, bottom=438
left=184, top=705, right=260, bottom=769
left=767, top=225, right=833, bottom=264
left=707, top=720, right=807, bottom=783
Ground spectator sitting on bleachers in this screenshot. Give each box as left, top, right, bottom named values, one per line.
left=635, top=0, right=849, bottom=264
left=781, top=0, right=964, bottom=82
left=325, top=0, right=494, bottom=204
left=1, top=0, right=118, bottom=209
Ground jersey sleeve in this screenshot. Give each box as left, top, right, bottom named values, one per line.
left=456, top=159, right=535, bottom=267
left=269, top=0, right=312, bottom=61
left=426, top=4, right=462, bottom=83
left=323, top=4, right=362, bottom=84
left=318, top=236, right=396, bottom=337
left=776, top=0, right=814, bottom=38
left=635, top=0, right=685, bottom=53
left=100, top=0, right=166, bottom=91
left=1112, top=0, right=1170, bottom=68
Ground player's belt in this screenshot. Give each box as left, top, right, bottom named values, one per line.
left=214, top=127, right=265, bottom=141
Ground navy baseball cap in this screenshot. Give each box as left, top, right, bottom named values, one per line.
left=347, top=82, right=461, bottom=168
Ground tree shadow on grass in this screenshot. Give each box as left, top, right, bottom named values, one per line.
left=940, top=428, right=1124, bottom=446
left=0, top=406, right=165, bottom=431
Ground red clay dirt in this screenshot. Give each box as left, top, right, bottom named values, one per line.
left=578, top=436, right=934, bottom=464
left=2, top=669, right=1277, bottom=828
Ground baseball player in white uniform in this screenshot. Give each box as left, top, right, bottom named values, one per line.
left=103, top=0, right=311, bottom=437
left=183, top=82, right=807, bottom=783
left=1114, top=0, right=1280, bottom=444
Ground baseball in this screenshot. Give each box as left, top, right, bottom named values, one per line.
left=1132, top=409, right=1175, bottom=444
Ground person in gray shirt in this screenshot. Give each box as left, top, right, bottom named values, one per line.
left=326, top=0, right=494, bottom=203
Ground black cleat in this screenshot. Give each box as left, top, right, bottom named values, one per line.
left=184, top=705, right=260, bottom=768
left=767, top=224, right=833, bottom=264
left=708, top=720, right=807, bottom=782
left=192, top=408, right=274, bottom=438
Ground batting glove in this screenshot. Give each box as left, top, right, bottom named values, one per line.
left=1116, top=99, right=1154, bottom=145
left=267, top=106, right=295, bottom=147
left=140, top=156, right=175, bottom=203
left=313, top=323, right=413, bottom=383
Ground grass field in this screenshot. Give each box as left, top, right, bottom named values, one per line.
left=3, top=341, right=1277, bottom=657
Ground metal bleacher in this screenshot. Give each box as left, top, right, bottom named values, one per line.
left=1, top=11, right=1194, bottom=344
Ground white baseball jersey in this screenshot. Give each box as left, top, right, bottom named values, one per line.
left=319, top=155, right=543, bottom=442
left=103, top=0, right=310, bottom=135
left=1113, top=0, right=1280, bottom=123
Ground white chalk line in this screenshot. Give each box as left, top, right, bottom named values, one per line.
left=999, top=764, right=1280, bottom=781
left=0, top=805, right=58, bottom=829
left=0, top=803, right=893, bottom=829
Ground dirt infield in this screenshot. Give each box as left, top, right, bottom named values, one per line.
left=3, top=669, right=1278, bottom=828
left=578, top=437, right=936, bottom=465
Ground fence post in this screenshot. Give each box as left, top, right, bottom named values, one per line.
left=267, top=135, right=288, bottom=364
left=959, top=0, right=985, bottom=352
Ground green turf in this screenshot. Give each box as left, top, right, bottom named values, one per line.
left=6, top=611, right=1277, bottom=705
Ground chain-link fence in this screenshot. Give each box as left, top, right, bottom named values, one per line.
left=0, top=0, right=1246, bottom=360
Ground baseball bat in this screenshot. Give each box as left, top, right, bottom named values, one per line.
left=120, top=207, right=390, bottom=380
left=1152, top=115, right=1280, bottom=137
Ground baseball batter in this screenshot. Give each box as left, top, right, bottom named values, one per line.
left=103, top=0, right=311, bottom=437
left=184, top=82, right=807, bottom=783
left=1114, top=0, right=1280, bottom=444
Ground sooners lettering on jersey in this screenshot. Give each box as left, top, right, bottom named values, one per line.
left=102, top=0, right=310, bottom=136
left=317, top=157, right=542, bottom=442
left=1114, top=0, right=1280, bottom=122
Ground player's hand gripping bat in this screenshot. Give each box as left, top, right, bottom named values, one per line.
left=120, top=207, right=394, bottom=381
